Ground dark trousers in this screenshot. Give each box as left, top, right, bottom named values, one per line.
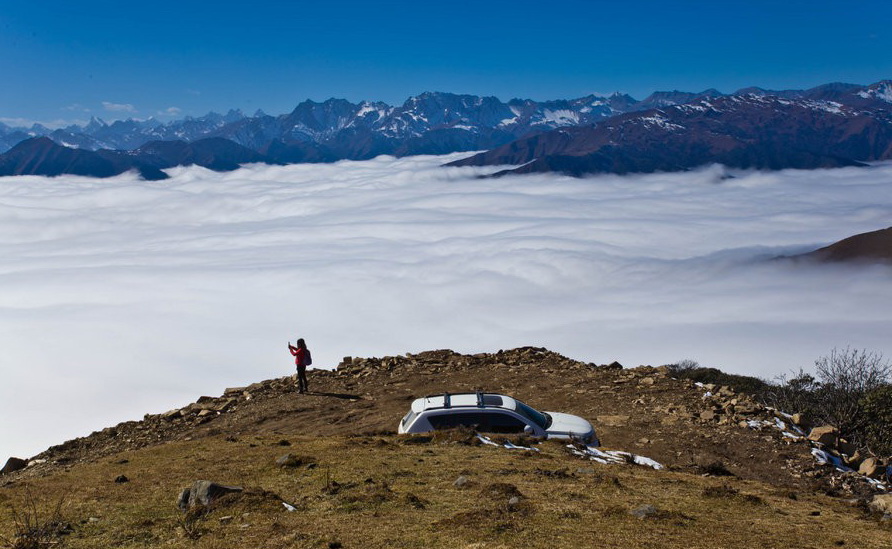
left=296, top=365, right=308, bottom=392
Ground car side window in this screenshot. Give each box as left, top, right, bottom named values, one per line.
left=427, top=412, right=485, bottom=430
left=485, top=411, right=528, bottom=434
left=426, top=411, right=528, bottom=434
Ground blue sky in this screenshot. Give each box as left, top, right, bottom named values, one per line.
left=1, top=0, right=890, bottom=127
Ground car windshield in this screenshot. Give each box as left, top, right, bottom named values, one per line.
left=514, top=401, right=551, bottom=429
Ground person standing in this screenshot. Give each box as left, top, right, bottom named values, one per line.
left=288, top=338, right=311, bottom=393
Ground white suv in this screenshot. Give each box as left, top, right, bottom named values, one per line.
left=398, top=392, right=598, bottom=445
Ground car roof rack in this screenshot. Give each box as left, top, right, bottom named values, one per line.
left=443, top=392, right=451, bottom=409
left=476, top=391, right=485, bottom=408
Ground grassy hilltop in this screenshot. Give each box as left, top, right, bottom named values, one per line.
left=1, top=348, right=889, bottom=548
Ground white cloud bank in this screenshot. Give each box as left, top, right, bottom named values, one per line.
left=1, top=154, right=891, bottom=459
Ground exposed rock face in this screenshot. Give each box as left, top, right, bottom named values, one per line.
left=177, top=480, right=243, bottom=510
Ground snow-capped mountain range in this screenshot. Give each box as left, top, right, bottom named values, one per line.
left=1, top=80, right=890, bottom=178
left=450, top=88, right=892, bottom=176
left=2, top=81, right=887, bottom=157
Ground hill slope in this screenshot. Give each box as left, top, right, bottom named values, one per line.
left=800, top=226, right=892, bottom=263
left=448, top=94, right=892, bottom=176
left=2, top=348, right=889, bottom=548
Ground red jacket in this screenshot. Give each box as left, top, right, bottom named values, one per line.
left=289, top=345, right=307, bottom=368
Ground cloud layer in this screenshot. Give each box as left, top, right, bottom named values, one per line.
left=2, top=155, right=891, bottom=458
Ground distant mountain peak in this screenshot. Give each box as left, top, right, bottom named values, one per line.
left=3, top=80, right=892, bottom=177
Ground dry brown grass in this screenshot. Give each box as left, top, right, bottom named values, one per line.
left=2, top=433, right=890, bottom=549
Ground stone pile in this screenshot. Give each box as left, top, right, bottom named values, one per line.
left=806, top=424, right=889, bottom=480
left=334, top=346, right=610, bottom=379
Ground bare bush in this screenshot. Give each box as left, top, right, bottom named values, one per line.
left=761, top=368, right=820, bottom=417
left=666, top=359, right=700, bottom=375
left=0, top=488, right=71, bottom=549
left=813, top=347, right=891, bottom=441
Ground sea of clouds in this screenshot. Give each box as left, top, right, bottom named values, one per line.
left=2, top=153, right=891, bottom=459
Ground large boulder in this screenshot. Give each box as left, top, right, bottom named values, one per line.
left=807, top=425, right=839, bottom=447
left=176, top=480, right=243, bottom=511
left=858, top=457, right=884, bottom=478
left=1, top=457, right=27, bottom=475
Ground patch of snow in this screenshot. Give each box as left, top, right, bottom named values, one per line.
left=477, top=434, right=540, bottom=451
left=542, top=109, right=580, bottom=125
left=570, top=445, right=664, bottom=470
left=812, top=448, right=854, bottom=472
left=638, top=114, right=685, bottom=132
left=858, top=83, right=892, bottom=103
left=355, top=103, right=385, bottom=120
left=801, top=100, right=845, bottom=114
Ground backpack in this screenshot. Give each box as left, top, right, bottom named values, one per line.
left=302, top=349, right=312, bottom=367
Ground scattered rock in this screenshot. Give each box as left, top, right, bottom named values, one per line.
left=177, top=480, right=243, bottom=511
left=453, top=475, right=471, bottom=489
left=114, top=475, right=129, bottom=483
left=1, top=457, right=27, bottom=475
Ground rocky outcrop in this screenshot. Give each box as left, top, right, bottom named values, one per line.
left=0, top=457, right=27, bottom=475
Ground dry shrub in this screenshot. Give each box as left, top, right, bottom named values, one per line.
left=0, top=488, right=72, bottom=549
